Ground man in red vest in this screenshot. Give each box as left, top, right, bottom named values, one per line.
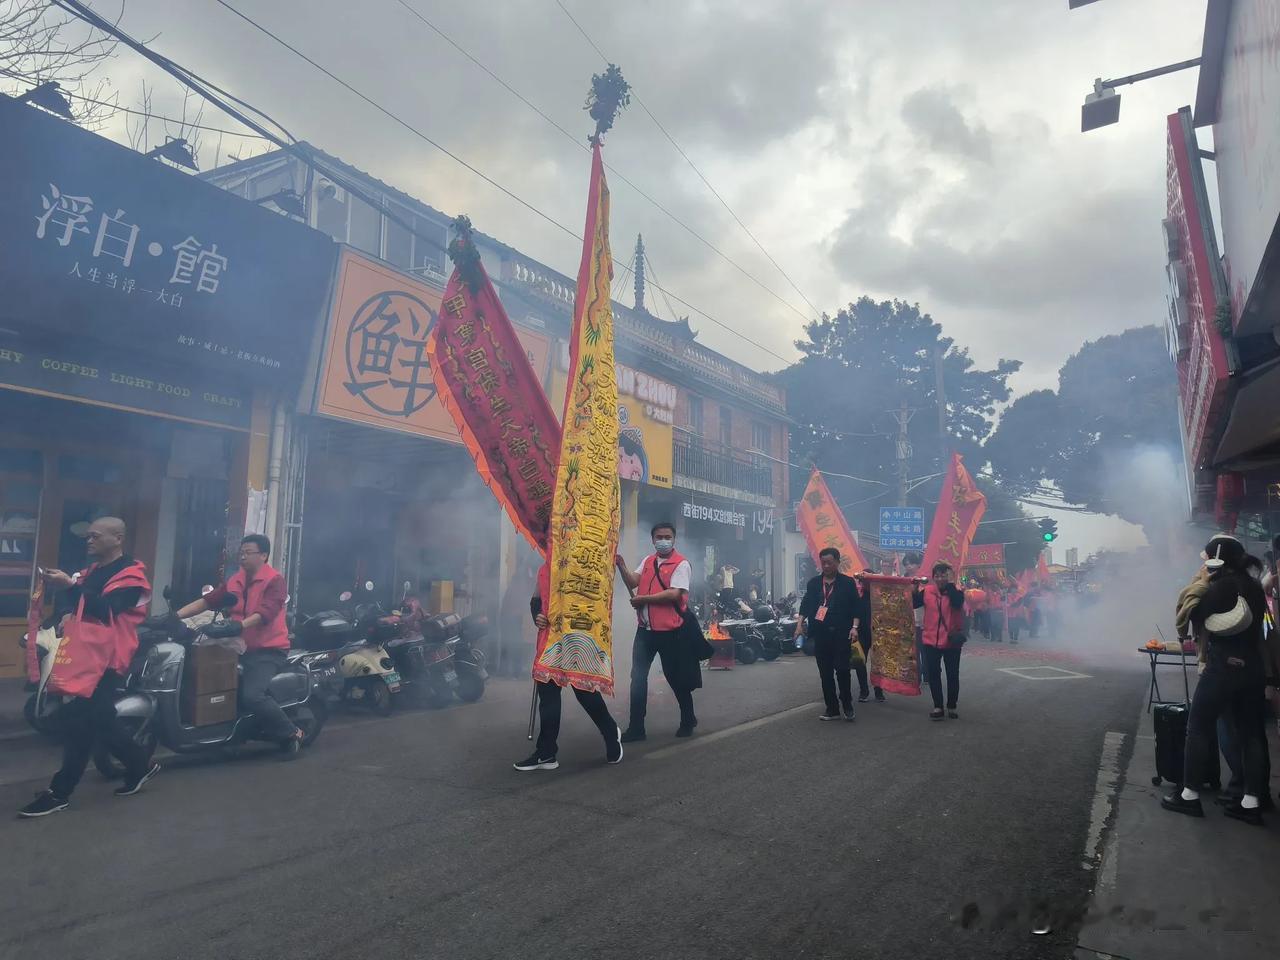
left=20, top=517, right=159, bottom=818
left=177, top=534, right=302, bottom=752
left=616, top=522, right=699, bottom=741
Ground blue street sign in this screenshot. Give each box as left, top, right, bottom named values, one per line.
left=878, top=507, right=925, bottom=549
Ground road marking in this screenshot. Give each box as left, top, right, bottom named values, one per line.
left=644, top=701, right=823, bottom=760
left=997, top=665, right=1093, bottom=680
left=1083, top=730, right=1127, bottom=877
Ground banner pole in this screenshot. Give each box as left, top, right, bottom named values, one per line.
left=526, top=682, right=538, bottom=740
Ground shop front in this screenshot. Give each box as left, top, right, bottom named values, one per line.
left=672, top=494, right=776, bottom=609
left=287, top=248, right=552, bottom=621
left=0, top=95, right=335, bottom=676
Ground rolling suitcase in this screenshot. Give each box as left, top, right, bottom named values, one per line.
left=1151, top=702, right=1187, bottom=787
left=1151, top=641, right=1192, bottom=787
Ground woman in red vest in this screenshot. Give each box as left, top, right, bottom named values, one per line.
left=913, top=561, right=967, bottom=721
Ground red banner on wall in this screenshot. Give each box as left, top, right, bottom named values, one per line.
left=921, top=453, right=986, bottom=574
left=965, top=543, right=1005, bottom=568
left=796, top=467, right=869, bottom=574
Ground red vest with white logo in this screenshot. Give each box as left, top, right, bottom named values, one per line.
left=74, top=559, right=151, bottom=674
left=637, top=552, right=688, bottom=632
left=225, top=563, right=290, bottom=651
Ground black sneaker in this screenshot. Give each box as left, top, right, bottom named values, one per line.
left=675, top=724, right=694, bottom=737
left=929, top=709, right=945, bottom=722
left=1160, top=792, right=1205, bottom=818
left=874, top=689, right=886, bottom=703
left=1223, top=802, right=1264, bottom=826
left=606, top=725, right=623, bottom=764
left=115, top=762, right=161, bottom=797
left=842, top=706, right=855, bottom=722
left=513, top=753, right=558, bottom=772
left=18, top=790, right=69, bottom=818
left=818, top=710, right=840, bottom=721
left=858, top=692, right=870, bottom=703
left=620, top=727, right=646, bottom=743
left=948, top=709, right=959, bottom=719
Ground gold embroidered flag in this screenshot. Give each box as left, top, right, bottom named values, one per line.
left=537, top=141, right=620, bottom=694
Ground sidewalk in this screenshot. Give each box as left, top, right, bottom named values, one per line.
left=0, top=677, right=32, bottom=740
left=1076, top=698, right=1280, bottom=960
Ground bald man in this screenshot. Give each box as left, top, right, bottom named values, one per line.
left=20, top=517, right=159, bottom=818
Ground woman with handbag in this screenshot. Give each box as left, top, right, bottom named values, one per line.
left=913, top=561, right=967, bottom=721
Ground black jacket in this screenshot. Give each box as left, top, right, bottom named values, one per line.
left=799, top=573, right=861, bottom=641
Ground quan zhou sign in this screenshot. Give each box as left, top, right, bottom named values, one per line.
left=0, top=95, right=335, bottom=382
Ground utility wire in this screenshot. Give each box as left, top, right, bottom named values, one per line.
left=553, top=0, right=822, bottom=320
left=69, top=91, right=271, bottom=138
left=389, top=1, right=816, bottom=327
left=202, top=0, right=798, bottom=369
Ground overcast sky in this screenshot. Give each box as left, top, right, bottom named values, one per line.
left=60, top=0, right=1209, bottom=555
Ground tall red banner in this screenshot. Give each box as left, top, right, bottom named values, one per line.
left=428, top=221, right=561, bottom=553
left=796, top=467, right=869, bottom=574
left=921, top=453, right=986, bottom=574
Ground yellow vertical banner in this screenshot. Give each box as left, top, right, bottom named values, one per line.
left=537, top=142, right=621, bottom=695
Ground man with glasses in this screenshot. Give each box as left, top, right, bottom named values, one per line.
left=176, top=534, right=301, bottom=752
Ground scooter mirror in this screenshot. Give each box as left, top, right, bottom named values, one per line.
left=200, top=584, right=214, bottom=596
left=340, top=591, right=353, bottom=602
left=364, top=581, right=375, bottom=592
left=403, top=580, right=411, bottom=594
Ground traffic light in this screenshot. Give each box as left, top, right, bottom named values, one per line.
left=1038, top=518, right=1059, bottom=543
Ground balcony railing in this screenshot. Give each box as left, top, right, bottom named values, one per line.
left=673, top=435, right=773, bottom=498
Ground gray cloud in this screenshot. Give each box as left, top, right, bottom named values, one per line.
left=900, top=87, right=992, bottom=161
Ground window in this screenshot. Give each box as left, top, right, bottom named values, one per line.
left=248, top=167, right=294, bottom=201
left=385, top=204, right=414, bottom=270
left=719, top=407, right=733, bottom=446
left=348, top=195, right=383, bottom=256
left=751, top=421, right=772, bottom=454
left=687, top=395, right=704, bottom=435
left=414, top=215, right=448, bottom=277
left=315, top=184, right=349, bottom=242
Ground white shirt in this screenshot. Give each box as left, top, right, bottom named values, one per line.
left=721, top=565, right=738, bottom=589
left=635, top=554, right=692, bottom=627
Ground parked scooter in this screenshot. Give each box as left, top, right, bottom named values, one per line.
left=100, top=598, right=327, bottom=772
left=381, top=583, right=489, bottom=707
left=19, top=623, right=62, bottom=738
left=290, top=582, right=401, bottom=715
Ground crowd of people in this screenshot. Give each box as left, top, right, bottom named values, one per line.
left=1163, top=534, right=1280, bottom=825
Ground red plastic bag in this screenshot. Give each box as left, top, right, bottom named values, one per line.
left=47, top=613, right=112, bottom=698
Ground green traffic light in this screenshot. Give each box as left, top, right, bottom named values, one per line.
left=1043, top=533, right=1053, bottom=541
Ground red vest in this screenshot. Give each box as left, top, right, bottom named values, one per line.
left=922, top=583, right=961, bottom=649
left=74, top=559, right=151, bottom=673
left=637, top=552, right=688, bottom=632
left=226, top=563, right=290, bottom=651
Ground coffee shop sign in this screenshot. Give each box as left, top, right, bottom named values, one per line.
left=682, top=502, right=746, bottom=527
left=35, top=182, right=228, bottom=309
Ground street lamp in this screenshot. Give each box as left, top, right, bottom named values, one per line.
left=17, top=81, right=74, bottom=120
left=1080, top=57, right=1202, bottom=132
left=144, top=137, right=198, bottom=171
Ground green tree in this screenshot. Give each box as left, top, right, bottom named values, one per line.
left=778, top=297, right=1023, bottom=541
left=984, top=326, right=1181, bottom=528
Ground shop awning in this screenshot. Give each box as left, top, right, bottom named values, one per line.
left=1213, top=360, right=1280, bottom=467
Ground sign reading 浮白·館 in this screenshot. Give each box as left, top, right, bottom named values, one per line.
left=0, top=95, right=336, bottom=383
left=878, top=506, right=925, bottom=550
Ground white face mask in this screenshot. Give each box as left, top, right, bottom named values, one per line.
left=654, top=538, right=674, bottom=556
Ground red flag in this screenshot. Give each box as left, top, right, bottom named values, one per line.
left=427, top=217, right=561, bottom=553
left=921, top=453, right=986, bottom=573
left=796, top=467, right=869, bottom=574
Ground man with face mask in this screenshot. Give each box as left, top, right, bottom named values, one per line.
left=616, top=522, right=698, bottom=740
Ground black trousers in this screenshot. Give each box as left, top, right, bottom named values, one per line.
left=240, top=649, right=295, bottom=740
left=51, top=670, right=149, bottom=799
left=1184, top=647, right=1268, bottom=798
left=924, top=645, right=962, bottom=710
left=628, top=628, right=696, bottom=729
left=814, top=633, right=852, bottom=712
left=535, top=680, right=617, bottom=758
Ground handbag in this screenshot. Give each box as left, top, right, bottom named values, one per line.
left=47, top=602, right=113, bottom=698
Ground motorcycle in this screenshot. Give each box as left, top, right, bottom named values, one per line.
left=382, top=583, right=489, bottom=707
left=710, top=598, right=767, bottom=665
left=92, top=599, right=327, bottom=776
left=289, top=582, right=401, bottom=716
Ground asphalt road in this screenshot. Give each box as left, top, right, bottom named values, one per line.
left=0, top=636, right=1147, bottom=960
